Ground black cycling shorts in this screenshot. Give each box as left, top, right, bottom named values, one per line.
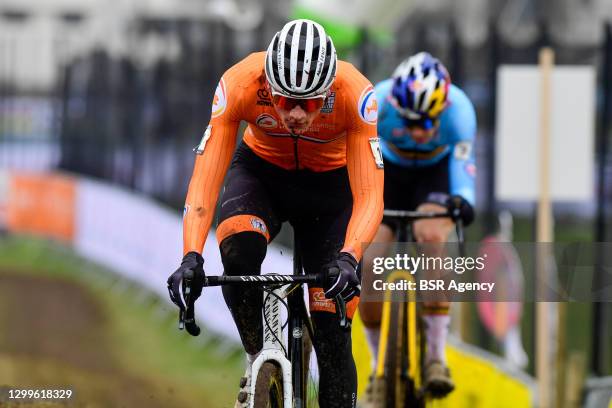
left=382, top=155, right=450, bottom=232
left=216, top=141, right=359, bottom=316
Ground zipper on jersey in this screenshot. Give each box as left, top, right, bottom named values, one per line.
left=291, top=133, right=300, bottom=170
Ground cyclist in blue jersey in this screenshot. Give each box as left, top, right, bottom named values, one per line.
left=358, top=52, right=477, bottom=401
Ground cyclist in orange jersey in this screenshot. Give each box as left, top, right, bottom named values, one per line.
left=167, top=19, right=384, bottom=408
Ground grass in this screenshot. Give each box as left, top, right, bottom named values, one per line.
left=0, top=234, right=245, bottom=408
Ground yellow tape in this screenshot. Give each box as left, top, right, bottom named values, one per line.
left=353, top=316, right=532, bottom=407
left=353, top=268, right=531, bottom=406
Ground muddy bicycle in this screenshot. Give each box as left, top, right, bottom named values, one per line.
left=174, top=234, right=349, bottom=408
left=370, top=209, right=465, bottom=408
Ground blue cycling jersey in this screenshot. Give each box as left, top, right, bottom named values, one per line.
left=375, top=80, right=477, bottom=205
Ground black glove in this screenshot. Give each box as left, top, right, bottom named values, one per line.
left=446, top=195, right=474, bottom=226
left=167, top=251, right=205, bottom=311
left=324, top=252, right=361, bottom=302
left=426, top=193, right=474, bottom=226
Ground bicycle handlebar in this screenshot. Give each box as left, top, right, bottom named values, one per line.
left=383, top=209, right=452, bottom=220
left=384, top=209, right=466, bottom=255
left=203, top=274, right=322, bottom=286
left=178, top=273, right=350, bottom=336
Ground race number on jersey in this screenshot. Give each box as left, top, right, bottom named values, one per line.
left=369, top=137, right=384, bottom=169
left=454, top=141, right=472, bottom=161
left=194, top=125, right=212, bottom=155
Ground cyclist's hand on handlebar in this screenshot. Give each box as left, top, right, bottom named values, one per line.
left=167, top=251, right=205, bottom=310
left=425, top=192, right=474, bottom=226
left=446, top=195, right=474, bottom=226
left=324, top=252, right=360, bottom=302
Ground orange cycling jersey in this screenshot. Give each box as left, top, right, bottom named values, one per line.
left=183, top=52, right=384, bottom=260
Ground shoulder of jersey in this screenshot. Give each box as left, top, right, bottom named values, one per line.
left=448, top=84, right=475, bottom=109
left=374, top=78, right=393, bottom=97
left=223, top=52, right=266, bottom=87
left=443, top=84, right=475, bottom=120
left=374, top=79, right=393, bottom=113
left=335, top=61, right=378, bottom=125
left=334, top=60, right=370, bottom=92
left=211, top=52, right=265, bottom=118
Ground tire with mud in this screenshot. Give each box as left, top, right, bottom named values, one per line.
left=253, top=361, right=284, bottom=408
left=384, top=301, right=408, bottom=408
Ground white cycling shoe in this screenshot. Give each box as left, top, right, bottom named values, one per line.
left=357, top=374, right=385, bottom=408
left=423, top=360, right=455, bottom=398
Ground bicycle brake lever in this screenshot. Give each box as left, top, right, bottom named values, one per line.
left=334, top=295, right=351, bottom=330
left=181, top=270, right=201, bottom=336
left=179, top=309, right=185, bottom=330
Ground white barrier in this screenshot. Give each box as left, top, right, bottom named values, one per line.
left=74, top=177, right=293, bottom=341
left=1, top=170, right=293, bottom=342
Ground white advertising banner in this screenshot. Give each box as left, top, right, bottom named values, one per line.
left=74, top=178, right=292, bottom=341
left=495, top=65, right=595, bottom=201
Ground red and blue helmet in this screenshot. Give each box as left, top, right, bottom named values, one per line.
left=390, top=52, right=450, bottom=129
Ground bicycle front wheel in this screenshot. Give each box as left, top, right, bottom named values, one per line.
left=253, top=361, right=284, bottom=408
left=384, top=300, right=408, bottom=408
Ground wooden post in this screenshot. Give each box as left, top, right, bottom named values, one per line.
left=564, top=352, right=586, bottom=408
left=536, top=47, right=555, bottom=408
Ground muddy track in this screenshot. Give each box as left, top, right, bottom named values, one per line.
left=0, top=271, right=187, bottom=408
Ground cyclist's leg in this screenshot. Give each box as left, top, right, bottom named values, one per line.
left=295, top=207, right=359, bottom=408
left=411, top=156, right=455, bottom=395
left=413, top=202, right=454, bottom=367
left=217, top=145, right=283, bottom=356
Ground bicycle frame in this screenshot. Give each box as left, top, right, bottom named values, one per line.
left=250, top=283, right=294, bottom=408
left=375, top=209, right=465, bottom=405
left=202, top=274, right=317, bottom=408
left=190, top=232, right=347, bottom=408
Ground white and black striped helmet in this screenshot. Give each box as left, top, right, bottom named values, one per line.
left=265, top=19, right=337, bottom=99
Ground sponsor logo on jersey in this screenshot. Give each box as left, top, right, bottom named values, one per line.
left=193, top=125, right=212, bottom=155
left=304, top=122, right=336, bottom=132
left=454, top=141, right=472, bottom=160
left=256, top=88, right=273, bottom=107
left=250, top=217, right=267, bottom=234
left=358, top=85, right=378, bottom=124
left=465, top=162, right=477, bottom=177
left=211, top=79, right=227, bottom=118
left=256, top=114, right=278, bottom=129
left=369, top=137, right=385, bottom=169
left=320, top=92, right=336, bottom=113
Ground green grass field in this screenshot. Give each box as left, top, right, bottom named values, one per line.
left=0, top=235, right=244, bottom=408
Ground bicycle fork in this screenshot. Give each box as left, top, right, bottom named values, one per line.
left=250, top=285, right=293, bottom=408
